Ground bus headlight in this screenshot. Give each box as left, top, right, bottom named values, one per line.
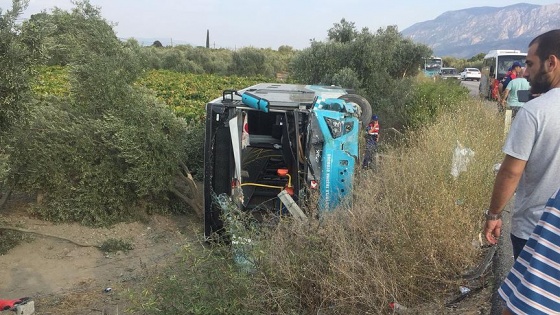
left=324, top=117, right=343, bottom=138
left=324, top=118, right=354, bottom=138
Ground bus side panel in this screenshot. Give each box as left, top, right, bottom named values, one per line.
left=480, top=56, right=495, bottom=100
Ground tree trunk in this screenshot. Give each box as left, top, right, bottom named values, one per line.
left=169, top=162, right=203, bottom=218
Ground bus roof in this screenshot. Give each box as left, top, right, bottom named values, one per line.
left=484, top=49, right=527, bottom=59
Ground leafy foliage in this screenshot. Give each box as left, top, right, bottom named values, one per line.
left=443, top=53, right=484, bottom=71
left=402, top=78, right=469, bottom=129
left=115, top=42, right=295, bottom=78
left=135, top=70, right=270, bottom=120
left=8, top=92, right=189, bottom=226
left=22, top=1, right=119, bottom=66
left=229, top=47, right=271, bottom=77
left=328, top=18, right=358, bottom=43
left=290, top=24, right=433, bottom=129
left=5, top=1, right=193, bottom=226
left=0, top=0, right=35, bottom=136
left=33, top=66, right=70, bottom=97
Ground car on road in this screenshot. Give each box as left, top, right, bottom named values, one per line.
left=460, top=68, right=481, bottom=81
left=438, top=67, right=461, bottom=80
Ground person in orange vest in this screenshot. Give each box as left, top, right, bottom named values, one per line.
left=362, top=115, right=379, bottom=169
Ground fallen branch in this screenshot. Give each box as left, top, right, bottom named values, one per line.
left=0, top=226, right=100, bottom=248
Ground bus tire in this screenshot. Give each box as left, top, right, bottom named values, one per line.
left=338, top=94, right=373, bottom=129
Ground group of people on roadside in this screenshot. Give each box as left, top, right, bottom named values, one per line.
left=483, top=29, right=560, bottom=314
left=496, top=61, right=531, bottom=118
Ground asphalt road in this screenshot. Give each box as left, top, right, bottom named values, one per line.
left=490, top=201, right=515, bottom=314
left=461, top=79, right=481, bottom=97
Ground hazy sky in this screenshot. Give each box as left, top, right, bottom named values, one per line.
left=2, top=0, right=559, bottom=49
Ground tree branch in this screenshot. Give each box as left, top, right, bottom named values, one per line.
left=0, top=226, right=101, bottom=248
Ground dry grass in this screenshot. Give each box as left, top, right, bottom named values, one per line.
left=251, top=99, right=505, bottom=314
left=126, top=99, right=506, bottom=315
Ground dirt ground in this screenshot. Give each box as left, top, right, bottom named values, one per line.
left=0, top=193, right=203, bottom=315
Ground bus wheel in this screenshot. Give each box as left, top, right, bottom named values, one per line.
left=338, top=94, right=373, bottom=129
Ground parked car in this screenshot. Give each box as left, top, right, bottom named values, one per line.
left=460, top=68, right=481, bottom=81
left=438, top=67, right=461, bottom=80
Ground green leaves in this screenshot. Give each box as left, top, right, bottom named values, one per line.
left=0, top=0, right=34, bottom=135
left=135, top=70, right=268, bottom=120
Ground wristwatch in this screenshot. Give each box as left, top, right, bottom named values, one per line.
left=484, top=209, right=502, bottom=220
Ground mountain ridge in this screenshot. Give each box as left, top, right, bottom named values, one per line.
left=402, top=3, right=560, bottom=58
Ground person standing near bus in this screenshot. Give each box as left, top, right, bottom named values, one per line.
left=500, top=62, right=522, bottom=91
left=500, top=67, right=530, bottom=118
left=481, top=29, right=560, bottom=315
left=362, top=115, right=379, bottom=169
left=497, top=62, right=523, bottom=110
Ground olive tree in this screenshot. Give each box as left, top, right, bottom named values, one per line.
left=290, top=22, right=433, bottom=129
left=0, top=0, right=37, bottom=207
left=229, top=47, right=272, bottom=77
left=328, top=18, right=358, bottom=43
left=0, top=0, right=34, bottom=135
left=7, top=0, right=202, bottom=225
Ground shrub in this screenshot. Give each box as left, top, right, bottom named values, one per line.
left=401, top=78, right=469, bottom=130
left=0, top=0, right=35, bottom=136
left=8, top=92, right=189, bottom=226
left=126, top=243, right=259, bottom=315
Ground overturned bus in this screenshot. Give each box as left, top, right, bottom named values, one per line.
left=203, top=83, right=372, bottom=237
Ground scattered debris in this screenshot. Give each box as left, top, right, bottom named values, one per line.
left=459, top=286, right=471, bottom=295
left=451, top=141, right=475, bottom=179
left=0, top=297, right=33, bottom=315
left=389, top=302, right=408, bottom=314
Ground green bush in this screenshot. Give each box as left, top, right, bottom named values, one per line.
left=183, top=120, right=205, bottom=181
left=402, top=78, right=469, bottom=130
left=126, top=244, right=259, bottom=315
left=5, top=2, right=196, bottom=226
left=8, top=93, right=189, bottom=226
left=0, top=0, right=35, bottom=136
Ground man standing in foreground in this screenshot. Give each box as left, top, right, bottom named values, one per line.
left=484, top=29, right=560, bottom=258
left=482, top=29, right=560, bottom=314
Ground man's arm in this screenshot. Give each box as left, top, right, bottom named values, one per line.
left=502, top=88, right=511, bottom=103
left=484, top=155, right=526, bottom=244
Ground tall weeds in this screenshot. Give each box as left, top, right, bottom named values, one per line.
left=252, top=99, right=504, bottom=313
left=133, top=99, right=505, bottom=314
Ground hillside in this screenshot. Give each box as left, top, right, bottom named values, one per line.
left=402, top=3, right=560, bottom=58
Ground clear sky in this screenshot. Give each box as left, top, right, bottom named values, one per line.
left=2, top=0, right=559, bottom=49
